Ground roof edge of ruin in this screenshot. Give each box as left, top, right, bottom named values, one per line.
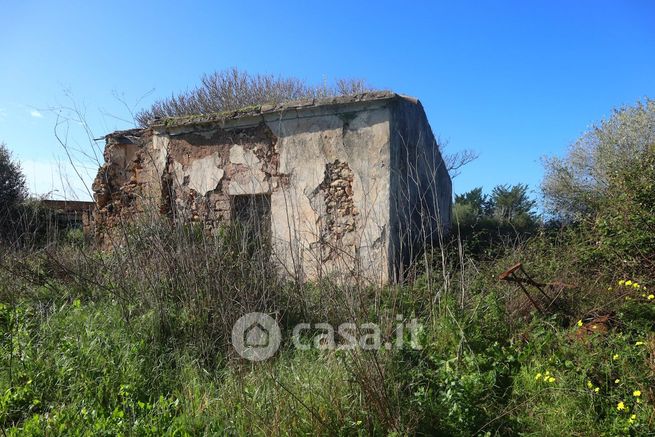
left=148, top=91, right=419, bottom=129
left=103, top=127, right=149, bottom=141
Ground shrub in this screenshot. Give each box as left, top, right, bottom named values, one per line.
left=135, top=68, right=372, bottom=126
left=543, top=98, right=655, bottom=221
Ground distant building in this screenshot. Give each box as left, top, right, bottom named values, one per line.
left=41, top=199, right=93, bottom=230
left=92, top=92, right=452, bottom=283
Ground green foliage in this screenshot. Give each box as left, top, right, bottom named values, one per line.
left=507, top=305, right=655, bottom=435
left=454, top=187, right=492, bottom=217
left=591, top=144, right=655, bottom=272
left=453, top=184, right=540, bottom=256
left=1, top=231, right=655, bottom=435
left=490, top=183, right=536, bottom=224
left=0, top=295, right=374, bottom=435
left=392, top=294, right=518, bottom=435
left=536, top=137, right=655, bottom=290
left=63, top=227, right=85, bottom=247
left=543, top=97, right=655, bottom=221
left=0, top=144, right=65, bottom=246
left=541, top=98, right=655, bottom=274
left=0, top=300, right=181, bottom=434
left=0, top=143, right=27, bottom=208
left=0, top=142, right=28, bottom=243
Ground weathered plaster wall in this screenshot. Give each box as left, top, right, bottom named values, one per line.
left=158, top=122, right=279, bottom=228
left=265, top=104, right=391, bottom=283
left=389, top=98, right=452, bottom=280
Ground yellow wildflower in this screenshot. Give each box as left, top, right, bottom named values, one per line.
left=633, top=282, right=640, bottom=289
left=636, top=341, right=645, bottom=346
left=633, top=390, right=641, bottom=397
left=535, top=373, right=542, bottom=380
left=626, top=280, right=633, bottom=286
left=613, top=354, right=620, bottom=360
left=617, top=401, right=626, bottom=411
left=547, top=377, right=556, bottom=383
left=594, top=387, right=599, bottom=393
left=630, top=414, right=636, bottom=420
left=615, top=379, right=621, bottom=384
left=587, top=380, right=593, bottom=389
left=648, top=294, right=654, bottom=300
left=577, top=320, right=583, bottom=327
left=619, top=280, right=626, bottom=286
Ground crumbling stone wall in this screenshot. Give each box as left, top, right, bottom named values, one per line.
left=312, top=160, right=359, bottom=262
left=92, top=123, right=285, bottom=245
left=92, top=129, right=151, bottom=243
left=162, top=122, right=281, bottom=230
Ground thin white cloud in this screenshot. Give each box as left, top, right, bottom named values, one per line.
left=21, top=159, right=93, bottom=200
left=0, top=107, right=6, bottom=121
left=30, top=110, right=43, bottom=118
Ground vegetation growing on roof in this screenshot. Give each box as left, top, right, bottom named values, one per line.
left=136, top=67, right=373, bottom=127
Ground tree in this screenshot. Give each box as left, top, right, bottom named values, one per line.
left=454, top=184, right=536, bottom=224
left=135, top=67, right=372, bottom=127
left=0, top=143, right=27, bottom=208
left=542, top=98, right=655, bottom=221
left=454, top=187, right=491, bottom=217
left=0, top=142, right=28, bottom=242
left=489, top=183, right=536, bottom=224
left=542, top=98, right=655, bottom=270
left=453, top=184, right=539, bottom=255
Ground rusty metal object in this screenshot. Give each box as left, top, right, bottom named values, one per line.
left=499, top=263, right=574, bottom=314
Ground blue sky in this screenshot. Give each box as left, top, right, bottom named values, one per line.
left=1, top=0, right=654, bottom=201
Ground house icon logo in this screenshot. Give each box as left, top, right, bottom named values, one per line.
left=232, top=312, right=281, bottom=361
left=244, top=321, right=270, bottom=347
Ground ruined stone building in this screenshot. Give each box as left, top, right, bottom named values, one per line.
left=92, top=92, right=452, bottom=283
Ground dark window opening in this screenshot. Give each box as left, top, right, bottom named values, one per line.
left=232, top=194, right=272, bottom=254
